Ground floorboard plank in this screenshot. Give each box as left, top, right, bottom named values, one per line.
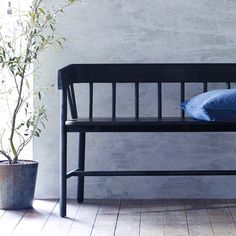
left=163, top=200, right=189, bottom=236
left=184, top=200, right=214, bottom=236
left=140, top=200, right=164, bottom=236
left=68, top=199, right=101, bottom=236
left=114, top=200, right=142, bottom=236
left=206, top=199, right=236, bottom=236
left=0, top=208, right=27, bottom=236
left=12, top=199, right=57, bottom=236
left=40, top=199, right=79, bottom=236
left=91, top=199, right=120, bottom=236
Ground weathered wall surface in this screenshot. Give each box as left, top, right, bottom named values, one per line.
left=35, top=0, right=236, bottom=198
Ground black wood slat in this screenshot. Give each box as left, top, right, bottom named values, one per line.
left=68, top=86, right=77, bottom=119
left=181, top=82, right=185, bottom=118
left=67, top=170, right=236, bottom=178
left=112, top=83, right=116, bottom=118
left=58, top=64, right=236, bottom=88
left=60, top=86, right=67, bottom=217
left=67, top=87, right=73, bottom=117
left=203, top=82, right=208, bottom=92
left=66, top=121, right=236, bottom=133
left=89, top=83, right=93, bottom=118
left=70, top=84, right=78, bottom=118
left=77, top=132, right=85, bottom=202
left=158, top=83, right=162, bottom=118
left=135, top=82, right=139, bottom=118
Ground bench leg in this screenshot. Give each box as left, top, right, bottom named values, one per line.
left=60, top=127, right=67, bottom=217
left=77, top=132, right=86, bottom=203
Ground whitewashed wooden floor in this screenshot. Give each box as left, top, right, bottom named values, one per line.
left=1, top=199, right=236, bottom=236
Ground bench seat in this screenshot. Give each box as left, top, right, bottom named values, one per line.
left=65, top=117, right=236, bottom=132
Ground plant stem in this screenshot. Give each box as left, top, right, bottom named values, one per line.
left=9, top=1, right=42, bottom=163
left=10, top=45, right=32, bottom=163
left=0, top=150, right=12, bottom=164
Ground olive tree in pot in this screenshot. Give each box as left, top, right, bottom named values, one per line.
left=0, top=0, right=76, bottom=210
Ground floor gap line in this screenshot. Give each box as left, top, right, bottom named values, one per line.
left=40, top=199, right=59, bottom=234
left=112, top=199, right=121, bottom=236
left=183, top=200, right=191, bottom=236
left=205, top=199, right=215, bottom=236
left=89, top=199, right=101, bottom=236
left=226, top=199, right=236, bottom=227
left=138, top=200, right=142, bottom=236
left=10, top=209, right=29, bottom=235
left=66, top=201, right=81, bottom=236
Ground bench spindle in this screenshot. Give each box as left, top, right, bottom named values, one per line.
left=68, top=85, right=77, bottom=119
left=135, top=82, right=139, bottom=118
left=158, top=82, right=162, bottom=118
left=203, top=82, right=208, bottom=92
left=227, top=82, right=231, bottom=89
left=112, top=83, right=116, bottom=118
left=181, top=82, right=185, bottom=118
left=89, top=83, right=93, bottom=119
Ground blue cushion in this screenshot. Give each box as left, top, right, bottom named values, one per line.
left=181, top=89, right=236, bottom=122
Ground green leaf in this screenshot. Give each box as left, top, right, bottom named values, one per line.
left=7, top=42, right=12, bottom=49
left=38, top=7, right=45, bottom=15
left=56, top=40, right=63, bottom=48
left=0, top=47, right=6, bottom=59
left=34, top=131, right=40, bottom=137
left=16, top=123, right=23, bottom=130
left=39, top=35, right=46, bottom=42
left=25, top=79, right=30, bottom=90
left=50, top=24, right=55, bottom=31
left=46, top=14, right=52, bottom=21
left=68, top=0, right=77, bottom=4
left=31, top=12, right=36, bottom=21
left=40, top=121, right=45, bottom=128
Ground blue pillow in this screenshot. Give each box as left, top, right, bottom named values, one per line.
left=181, top=89, right=236, bottom=122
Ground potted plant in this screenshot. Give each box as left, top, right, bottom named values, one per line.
left=0, top=0, right=76, bottom=209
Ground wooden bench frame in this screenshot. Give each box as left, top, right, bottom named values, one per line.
left=58, top=63, right=236, bottom=217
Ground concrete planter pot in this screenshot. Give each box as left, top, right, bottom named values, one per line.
left=0, top=160, right=38, bottom=210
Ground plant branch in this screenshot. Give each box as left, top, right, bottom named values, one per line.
left=0, top=0, right=77, bottom=163
left=16, top=116, right=39, bottom=157
left=0, top=150, right=12, bottom=164
left=9, top=37, right=32, bottom=163
left=0, top=32, right=20, bottom=95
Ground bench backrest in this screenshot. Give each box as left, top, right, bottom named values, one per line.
left=58, top=63, right=236, bottom=119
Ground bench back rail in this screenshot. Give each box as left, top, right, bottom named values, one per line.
left=58, top=64, right=236, bottom=120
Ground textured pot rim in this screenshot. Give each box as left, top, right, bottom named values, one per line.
left=0, top=160, right=39, bottom=166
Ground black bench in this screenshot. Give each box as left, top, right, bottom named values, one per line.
left=58, top=63, right=236, bottom=217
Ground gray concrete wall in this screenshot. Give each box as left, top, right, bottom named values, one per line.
left=34, top=0, right=236, bottom=198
